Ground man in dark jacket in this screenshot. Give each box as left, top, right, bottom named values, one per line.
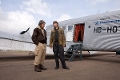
left=32, top=20, right=47, bottom=72
left=49, top=21, right=69, bottom=70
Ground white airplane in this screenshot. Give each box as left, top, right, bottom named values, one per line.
left=0, top=10, right=120, bottom=55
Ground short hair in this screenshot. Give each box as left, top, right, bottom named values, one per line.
left=38, top=20, right=46, bottom=26
left=53, top=21, right=58, bottom=24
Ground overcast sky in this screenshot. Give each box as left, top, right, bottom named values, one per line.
left=0, top=0, right=120, bottom=34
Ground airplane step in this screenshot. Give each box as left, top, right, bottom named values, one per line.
left=65, top=44, right=83, bottom=62
left=65, top=54, right=73, bottom=56
left=66, top=51, right=74, bottom=53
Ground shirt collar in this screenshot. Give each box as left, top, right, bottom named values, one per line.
left=54, top=27, right=59, bottom=30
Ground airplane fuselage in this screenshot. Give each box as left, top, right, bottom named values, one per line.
left=46, top=10, right=120, bottom=52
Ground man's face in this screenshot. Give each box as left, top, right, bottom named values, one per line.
left=41, top=23, right=45, bottom=29
left=53, top=23, right=58, bottom=28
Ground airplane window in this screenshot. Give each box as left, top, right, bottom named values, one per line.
left=62, top=26, right=66, bottom=30
left=68, top=26, right=73, bottom=31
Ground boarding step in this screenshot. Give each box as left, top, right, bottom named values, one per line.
left=65, top=44, right=82, bottom=62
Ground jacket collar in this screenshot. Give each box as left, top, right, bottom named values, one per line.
left=37, top=25, right=44, bottom=30
left=53, top=27, right=59, bottom=32
left=54, top=27, right=59, bottom=30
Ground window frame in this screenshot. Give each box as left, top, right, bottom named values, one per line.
left=67, top=25, right=74, bottom=32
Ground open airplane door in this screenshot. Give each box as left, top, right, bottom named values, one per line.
left=74, top=24, right=85, bottom=42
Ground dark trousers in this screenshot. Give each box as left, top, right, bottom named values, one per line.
left=53, top=43, right=66, bottom=68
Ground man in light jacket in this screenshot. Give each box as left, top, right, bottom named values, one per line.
left=49, top=21, right=69, bottom=70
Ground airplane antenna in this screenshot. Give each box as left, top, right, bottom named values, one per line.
left=97, top=9, right=100, bottom=14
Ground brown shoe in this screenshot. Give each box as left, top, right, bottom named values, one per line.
left=39, top=64, right=47, bottom=70
left=34, top=65, right=42, bottom=72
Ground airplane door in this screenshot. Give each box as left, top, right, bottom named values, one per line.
left=74, top=24, right=85, bottom=42
left=66, top=25, right=74, bottom=41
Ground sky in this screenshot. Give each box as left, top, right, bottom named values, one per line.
left=0, top=0, right=120, bottom=34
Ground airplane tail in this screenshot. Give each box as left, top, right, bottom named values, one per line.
left=20, top=27, right=31, bottom=37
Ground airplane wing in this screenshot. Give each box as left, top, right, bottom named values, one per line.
left=0, top=28, right=35, bottom=51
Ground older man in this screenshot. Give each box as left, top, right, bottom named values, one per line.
left=32, top=20, right=47, bottom=72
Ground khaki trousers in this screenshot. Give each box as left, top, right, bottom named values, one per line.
left=34, top=43, right=46, bottom=65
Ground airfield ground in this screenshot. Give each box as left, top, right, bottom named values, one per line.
left=0, top=51, right=120, bottom=80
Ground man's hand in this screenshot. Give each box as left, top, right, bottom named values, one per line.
left=62, top=45, right=66, bottom=48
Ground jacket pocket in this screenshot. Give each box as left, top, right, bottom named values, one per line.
left=52, top=32, right=55, bottom=37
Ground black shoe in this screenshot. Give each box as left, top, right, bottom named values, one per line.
left=39, top=64, right=47, bottom=70
left=34, top=65, right=42, bottom=72
left=63, top=66, right=70, bottom=70
left=55, top=67, right=59, bottom=70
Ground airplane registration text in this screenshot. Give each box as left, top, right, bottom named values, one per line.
left=94, top=26, right=120, bottom=33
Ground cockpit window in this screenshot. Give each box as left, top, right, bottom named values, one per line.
left=68, top=26, right=73, bottom=31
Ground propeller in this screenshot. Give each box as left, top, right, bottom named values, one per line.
left=20, top=27, right=30, bottom=34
